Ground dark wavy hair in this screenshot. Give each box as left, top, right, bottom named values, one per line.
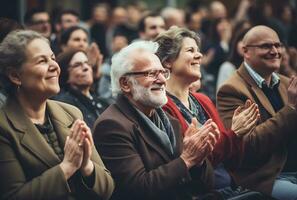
left=56, top=49, right=87, bottom=89
left=60, top=26, right=88, bottom=47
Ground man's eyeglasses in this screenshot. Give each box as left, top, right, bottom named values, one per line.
left=124, top=68, right=170, bottom=80
left=245, top=42, right=284, bottom=51
left=31, top=20, right=50, bottom=26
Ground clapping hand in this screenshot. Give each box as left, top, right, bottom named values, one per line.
left=60, top=120, right=85, bottom=179
left=181, top=119, right=220, bottom=168
left=231, top=99, right=260, bottom=137
left=79, top=121, right=95, bottom=177
left=59, top=119, right=94, bottom=179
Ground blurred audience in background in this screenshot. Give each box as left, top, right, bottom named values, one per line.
left=54, top=49, right=109, bottom=129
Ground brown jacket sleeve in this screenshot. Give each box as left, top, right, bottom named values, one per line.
left=217, top=81, right=297, bottom=157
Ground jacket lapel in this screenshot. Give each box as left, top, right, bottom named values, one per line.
left=4, top=98, right=60, bottom=167
left=278, top=77, right=288, bottom=106
left=116, top=95, right=173, bottom=161
left=46, top=100, right=75, bottom=150
left=238, top=65, right=276, bottom=115
left=168, top=116, right=183, bottom=156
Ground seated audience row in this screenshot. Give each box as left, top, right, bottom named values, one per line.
left=1, top=23, right=297, bottom=200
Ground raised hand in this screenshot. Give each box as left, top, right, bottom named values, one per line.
left=79, top=121, right=95, bottom=177
left=183, top=118, right=199, bottom=137
left=60, top=120, right=85, bottom=180
left=87, top=42, right=103, bottom=79
left=231, top=99, right=260, bottom=137
left=181, top=119, right=219, bottom=169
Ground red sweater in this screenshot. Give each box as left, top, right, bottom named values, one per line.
left=163, top=92, right=243, bottom=167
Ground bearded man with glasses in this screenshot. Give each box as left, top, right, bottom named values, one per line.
left=217, top=25, right=297, bottom=199
left=93, top=41, right=226, bottom=200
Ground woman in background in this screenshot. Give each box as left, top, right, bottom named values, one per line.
left=60, top=26, right=104, bottom=92
left=54, top=49, right=108, bottom=129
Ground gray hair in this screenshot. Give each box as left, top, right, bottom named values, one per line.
left=0, top=30, right=48, bottom=93
left=154, top=26, right=200, bottom=64
left=111, top=40, right=159, bottom=97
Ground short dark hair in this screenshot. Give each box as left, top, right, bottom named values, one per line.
left=57, top=9, right=79, bottom=23
left=60, top=26, right=88, bottom=46
left=138, top=11, right=162, bottom=33
left=24, top=7, right=48, bottom=25
left=0, top=18, right=23, bottom=42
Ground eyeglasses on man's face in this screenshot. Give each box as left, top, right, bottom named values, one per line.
left=245, top=42, right=284, bottom=51
left=124, top=68, right=170, bottom=80
left=32, top=19, right=51, bottom=26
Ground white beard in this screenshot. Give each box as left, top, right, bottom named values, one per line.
left=130, top=78, right=167, bottom=108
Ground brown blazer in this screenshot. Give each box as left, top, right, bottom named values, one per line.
left=217, top=64, right=297, bottom=194
left=93, top=94, right=214, bottom=200
left=0, top=98, right=114, bottom=200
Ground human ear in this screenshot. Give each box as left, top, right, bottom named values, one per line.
left=242, top=46, right=248, bottom=54
left=119, top=76, right=132, bottom=93
left=7, top=68, right=21, bottom=86
left=163, top=61, right=172, bottom=70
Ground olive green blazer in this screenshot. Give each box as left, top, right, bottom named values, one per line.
left=0, top=98, right=114, bottom=200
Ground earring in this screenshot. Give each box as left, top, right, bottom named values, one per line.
left=17, top=84, right=21, bottom=92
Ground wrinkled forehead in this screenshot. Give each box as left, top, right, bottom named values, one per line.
left=130, top=51, right=163, bottom=71
left=26, top=38, right=51, bottom=57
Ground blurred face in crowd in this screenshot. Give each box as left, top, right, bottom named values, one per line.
left=210, top=1, right=227, bottom=19
left=188, top=12, right=203, bottom=32
left=68, top=51, right=93, bottom=89
left=112, top=35, right=128, bottom=53
left=112, top=7, right=128, bottom=25
left=11, top=38, right=60, bottom=99
left=243, top=26, right=283, bottom=76
left=92, top=5, right=109, bottom=24
left=29, top=12, right=51, bottom=38
left=61, top=14, right=79, bottom=30
left=127, top=5, right=142, bottom=25
left=216, top=18, right=231, bottom=36
left=123, top=51, right=168, bottom=111
left=64, top=29, right=88, bottom=52
left=168, top=37, right=203, bottom=85
left=141, top=16, right=165, bottom=41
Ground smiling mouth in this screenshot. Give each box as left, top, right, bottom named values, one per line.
left=191, top=63, right=200, bottom=67
left=151, top=87, right=165, bottom=91
left=46, top=76, right=58, bottom=80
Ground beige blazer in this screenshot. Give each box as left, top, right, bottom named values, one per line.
left=217, top=64, right=297, bottom=194
left=0, top=98, right=114, bottom=200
